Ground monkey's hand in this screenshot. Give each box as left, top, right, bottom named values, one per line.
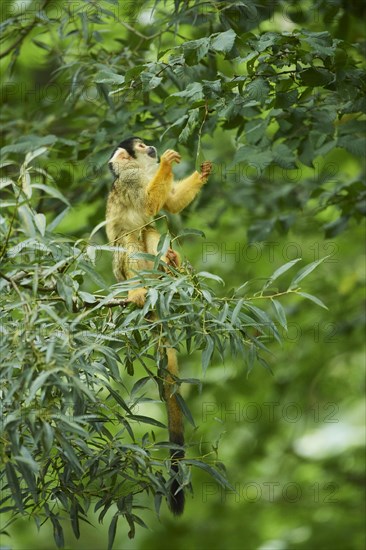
left=200, top=161, right=212, bottom=183
left=128, top=287, right=147, bottom=307
left=161, top=150, right=181, bottom=165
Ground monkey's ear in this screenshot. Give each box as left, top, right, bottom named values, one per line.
left=109, top=147, right=131, bottom=163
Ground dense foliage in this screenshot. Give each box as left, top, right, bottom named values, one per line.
left=0, top=1, right=365, bottom=549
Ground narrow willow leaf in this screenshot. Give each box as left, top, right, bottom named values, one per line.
left=70, top=501, right=80, bottom=539
left=246, top=342, right=256, bottom=375
left=25, top=146, right=48, bottom=165
left=289, top=256, right=329, bottom=288
left=127, top=415, right=166, bottom=428
left=126, top=513, right=136, bottom=539
left=202, top=336, right=214, bottom=374
left=18, top=205, right=36, bottom=236
left=197, top=271, right=224, bottom=285
left=79, top=291, right=97, bottom=303
left=90, top=218, right=108, bottom=239
left=34, top=213, right=46, bottom=236
left=25, top=370, right=60, bottom=404
left=131, top=377, right=151, bottom=396
left=5, top=463, right=24, bottom=512
left=48, top=207, right=70, bottom=230
left=51, top=515, right=65, bottom=549
left=21, top=169, right=32, bottom=198
left=32, top=183, right=70, bottom=205
left=297, top=291, right=328, bottom=309
left=176, top=393, right=196, bottom=427
left=0, top=177, right=14, bottom=189
left=183, top=459, right=234, bottom=490
left=176, top=227, right=205, bottom=238
left=263, top=258, right=301, bottom=290
left=231, top=298, right=244, bottom=325
left=271, top=299, right=287, bottom=330
left=106, top=386, right=132, bottom=413
left=120, top=444, right=148, bottom=456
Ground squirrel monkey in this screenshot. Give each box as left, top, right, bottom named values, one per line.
left=105, top=137, right=212, bottom=515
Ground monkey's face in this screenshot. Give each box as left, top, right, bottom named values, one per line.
left=133, top=139, right=157, bottom=163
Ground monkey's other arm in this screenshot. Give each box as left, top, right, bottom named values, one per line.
left=145, top=150, right=181, bottom=215
left=163, top=161, right=212, bottom=214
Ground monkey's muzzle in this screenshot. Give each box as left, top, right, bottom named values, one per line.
left=147, top=146, right=157, bottom=158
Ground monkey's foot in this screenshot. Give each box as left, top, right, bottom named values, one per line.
left=164, top=247, right=181, bottom=268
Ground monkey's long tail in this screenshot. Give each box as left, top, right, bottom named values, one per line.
left=164, top=347, right=185, bottom=515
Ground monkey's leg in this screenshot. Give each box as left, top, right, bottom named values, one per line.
left=144, top=228, right=181, bottom=269
left=122, top=233, right=153, bottom=307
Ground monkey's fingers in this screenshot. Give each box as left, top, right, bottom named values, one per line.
left=161, top=150, right=181, bottom=164
left=200, top=161, right=212, bottom=180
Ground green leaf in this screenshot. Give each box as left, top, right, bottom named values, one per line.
left=25, top=370, right=61, bottom=405
left=5, top=463, right=24, bottom=512
left=24, top=146, right=48, bottom=166
left=182, top=37, right=210, bottom=64
left=176, top=227, right=205, bottom=239
left=300, top=67, right=334, bottom=86
left=34, top=213, right=46, bottom=236
left=176, top=393, right=196, bottom=427
left=202, top=336, right=214, bottom=374
left=0, top=135, right=57, bottom=155
left=289, top=257, right=328, bottom=288
left=56, top=275, right=74, bottom=311
left=271, top=299, right=287, bottom=330
left=211, top=29, right=236, bottom=53
left=233, top=146, right=273, bottom=170
left=95, top=70, right=125, bottom=85
left=246, top=342, right=256, bottom=375
left=120, top=444, right=148, bottom=456
left=127, top=415, right=166, bottom=428
left=32, top=183, right=70, bottom=205
left=183, top=459, right=234, bottom=490
left=338, top=136, right=366, bottom=157
left=51, top=515, right=65, bottom=548
left=197, top=272, right=224, bottom=285
left=296, top=292, right=328, bottom=309
left=231, top=298, right=244, bottom=325
left=79, top=291, right=97, bottom=304
left=48, top=207, right=71, bottom=230
left=263, top=258, right=302, bottom=290
left=245, top=78, right=271, bottom=106
left=131, top=377, right=150, bottom=396
left=170, top=82, right=203, bottom=102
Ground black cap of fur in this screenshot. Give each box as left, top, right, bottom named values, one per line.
left=109, top=137, right=157, bottom=178
left=116, top=136, right=143, bottom=159
left=108, top=137, right=143, bottom=178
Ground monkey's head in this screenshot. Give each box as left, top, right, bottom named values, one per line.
left=109, top=137, right=157, bottom=177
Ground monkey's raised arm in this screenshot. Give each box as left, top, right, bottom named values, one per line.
left=145, top=150, right=181, bottom=215
left=163, top=161, right=212, bottom=214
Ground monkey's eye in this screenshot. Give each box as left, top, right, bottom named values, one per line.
left=136, top=143, right=146, bottom=149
